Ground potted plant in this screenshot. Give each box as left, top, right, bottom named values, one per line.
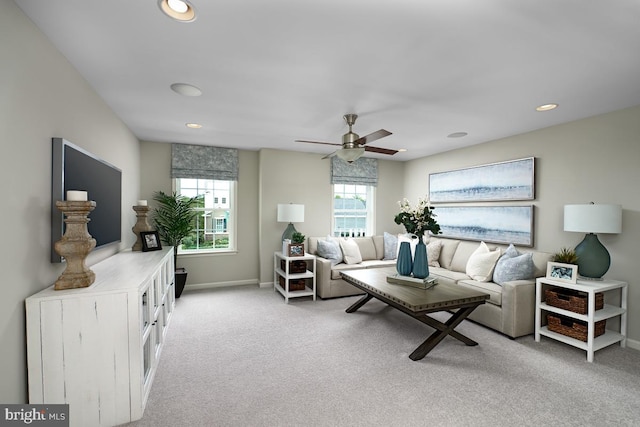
left=152, top=191, right=202, bottom=298
left=552, top=247, right=579, bottom=264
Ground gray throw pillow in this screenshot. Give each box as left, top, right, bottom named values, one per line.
left=383, top=232, right=398, bottom=260
left=317, top=239, right=343, bottom=265
left=493, top=244, right=534, bottom=285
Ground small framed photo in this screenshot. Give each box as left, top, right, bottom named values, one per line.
left=141, top=231, right=162, bottom=252
left=287, top=243, right=305, bottom=257
left=546, top=262, right=578, bottom=284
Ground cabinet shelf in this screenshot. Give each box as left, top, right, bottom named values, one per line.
left=535, top=277, right=627, bottom=363
left=274, top=252, right=316, bottom=303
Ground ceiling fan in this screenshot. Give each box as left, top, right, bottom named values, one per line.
left=296, top=114, right=397, bottom=163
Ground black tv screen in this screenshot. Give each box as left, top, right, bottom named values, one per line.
left=51, top=138, right=122, bottom=262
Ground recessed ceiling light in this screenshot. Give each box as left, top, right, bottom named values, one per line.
left=398, top=148, right=408, bottom=152
left=158, top=0, right=196, bottom=22
left=536, top=103, right=558, bottom=112
left=170, top=83, right=202, bottom=96
left=447, top=132, right=468, bottom=138
left=186, top=123, right=202, bottom=129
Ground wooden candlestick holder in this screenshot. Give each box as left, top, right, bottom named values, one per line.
left=132, top=205, right=153, bottom=251
left=54, top=201, right=97, bottom=290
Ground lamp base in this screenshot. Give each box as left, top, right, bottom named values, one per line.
left=575, top=233, right=611, bottom=280
left=281, top=223, right=298, bottom=242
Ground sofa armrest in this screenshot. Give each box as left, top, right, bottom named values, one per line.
left=500, top=279, right=536, bottom=338
left=314, top=257, right=334, bottom=296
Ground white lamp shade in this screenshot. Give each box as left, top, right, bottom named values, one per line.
left=336, top=147, right=365, bottom=163
left=277, top=204, right=304, bottom=223
left=564, top=204, right=622, bottom=234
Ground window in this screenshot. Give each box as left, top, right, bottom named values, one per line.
left=174, top=178, right=236, bottom=252
left=332, top=184, right=375, bottom=237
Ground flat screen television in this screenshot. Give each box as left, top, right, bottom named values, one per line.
left=51, top=138, right=122, bottom=262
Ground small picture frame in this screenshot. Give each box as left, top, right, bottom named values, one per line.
left=141, top=231, right=162, bottom=252
left=546, top=261, right=578, bottom=284
left=287, top=243, right=305, bottom=257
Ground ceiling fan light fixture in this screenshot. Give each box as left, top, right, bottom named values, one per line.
left=158, top=0, right=196, bottom=22
left=336, top=147, right=365, bottom=163
left=185, top=123, right=202, bottom=129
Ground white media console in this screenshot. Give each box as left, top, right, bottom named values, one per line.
left=26, top=247, right=175, bottom=427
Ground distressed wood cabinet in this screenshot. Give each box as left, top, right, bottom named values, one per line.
left=26, top=247, right=175, bottom=427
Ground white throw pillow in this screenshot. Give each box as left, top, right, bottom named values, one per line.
left=466, top=241, right=501, bottom=282
left=339, top=238, right=363, bottom=264
left=427, top=240, right=442, bottom=267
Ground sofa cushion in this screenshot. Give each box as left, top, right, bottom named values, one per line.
left=317, top=239, right=343, bottom=266
left=427, top=240, right=442, bottom=267
left=466, top=242, right=501, bottom=282
left=458, top=279, right=503, bottom=306
left=339, top=238, right=363, bottom=264
left=331, top=262, right=367, bottom=279
left=451, top=241, right=488, bottom=273
left=383, top=232, right=397, bottom=260
left=431, top=238, right=460, bottom=270
left=493, top=244, right=534, bottom=285
left=371, top=235, right=385, bottom=260
left=354, top=237, right=377, bottom=261
left=428, top=267, right=470, bottom=286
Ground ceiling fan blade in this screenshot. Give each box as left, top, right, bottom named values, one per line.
left=296, top=139, right=342, bottom=147
left=354, top=129, right=392, bottom=145
left=321, top=150, right=338, bottom=159
left=364, top=145, right=398, bottom=155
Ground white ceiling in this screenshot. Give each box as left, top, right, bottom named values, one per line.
left=15, top=0, right=640, bottom=161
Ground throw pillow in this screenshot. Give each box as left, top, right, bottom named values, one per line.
left=493, top=244, right=535, bottom=285
left=339, top=238, right=363, bottom=264
left=427, top=240, right=442, bottom=267
left=317, top=239, right=343, bottom=266
left=465, top=241, right=501, bottom=282
left=383, top=232, right=398, bottom=260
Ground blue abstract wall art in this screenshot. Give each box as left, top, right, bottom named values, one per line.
left=429, top=157, right=535, bottom=203
left=433, top=205, right=534, bottom=246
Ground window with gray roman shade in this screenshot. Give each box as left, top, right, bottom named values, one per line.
left=330, top=157, right=378, bottom=187
left=171, top=143, right=238, bottom=181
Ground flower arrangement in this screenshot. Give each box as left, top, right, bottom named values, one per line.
left=394, top=197, right=441, bottom=237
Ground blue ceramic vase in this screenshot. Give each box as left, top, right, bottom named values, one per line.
left=396, top=241, right=413, bottom=276
left=412, top=239, right=429, bottom=279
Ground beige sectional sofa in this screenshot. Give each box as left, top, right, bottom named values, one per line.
left=307, top=235, right=553, bottom=338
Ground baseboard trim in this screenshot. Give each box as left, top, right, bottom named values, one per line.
left=185, top=279, right=259, bottom=291
left=259, top=281, right=274, bottom=289
left=626, top=338, right=640, bottom=351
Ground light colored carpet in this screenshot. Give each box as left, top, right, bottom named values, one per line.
left=125, top=285, right=640, bottom=427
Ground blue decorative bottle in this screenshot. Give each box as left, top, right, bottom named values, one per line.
left=412, top=239, right=429, bottom=279
left=396, top=241, right=413, bottom=276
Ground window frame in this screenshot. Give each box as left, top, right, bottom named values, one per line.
left=173, top=178, right=237, bottom=255
left=331, top=183, right=375, bottom=237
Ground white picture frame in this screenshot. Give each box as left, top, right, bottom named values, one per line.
left=546, top=261, right=578, bottom=284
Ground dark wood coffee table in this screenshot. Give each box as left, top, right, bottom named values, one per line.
left=340, top=267, right=489, bottom=360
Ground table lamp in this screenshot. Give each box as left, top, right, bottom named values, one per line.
left=277, top=203, right=304, bottom=242
left=564, top=203, right=622, bottom=279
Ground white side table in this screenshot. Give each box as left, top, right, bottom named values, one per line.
left=535, top=277, right=627, bottom=362
left=274, top=252, right=316, bottom=303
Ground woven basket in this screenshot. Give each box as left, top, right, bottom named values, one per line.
left=278, top=276, right=306, bottom=291
left=280, top=259, right=307, bottom=274
left=545, top=288, right=603, bottom=314
left=547, top=314, right=605, bottom=342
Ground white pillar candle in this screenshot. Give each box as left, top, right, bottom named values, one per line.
left=66, top=190, right=88, bottom=201
left=137, top=200, right=148, bottom=206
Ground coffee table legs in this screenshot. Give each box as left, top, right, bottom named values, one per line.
left=346, top=292, right=482, bottom=361
left=409, top=306, right=478, bottom=361
left=345, top=293, right=373, bottom=313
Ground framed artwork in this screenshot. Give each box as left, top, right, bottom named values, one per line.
left=546, top=262, right=578, bottom=284
left=434, top=205, right=534, bottom=246
left=141, top=231, right=162, bottom=252
left=429, top=157, right=535, bottom=203
left=287, top=243, right=305, bottom=257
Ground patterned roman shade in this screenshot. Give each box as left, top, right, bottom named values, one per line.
left=330, top=157, right=378, bottom=187
left=171, top=143, right=238, bottom=181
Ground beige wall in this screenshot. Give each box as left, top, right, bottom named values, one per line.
left=257, top=149, right=405, bottom=284
left=0, top=0, right=141, bottom=403
left=404, top=105, right=640, bottom=345
left=139, top=141, right=260, bottom=286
